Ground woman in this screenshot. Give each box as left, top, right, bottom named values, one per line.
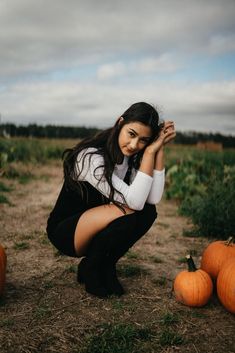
left=46, top=102, right=176, bottom=298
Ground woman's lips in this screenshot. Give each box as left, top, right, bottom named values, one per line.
left=126, top=148, right=135, bottom=154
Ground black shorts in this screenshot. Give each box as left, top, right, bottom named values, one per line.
left=47, top=213, right=83, bottom=257
left=46, top=181, right=108, bottom=258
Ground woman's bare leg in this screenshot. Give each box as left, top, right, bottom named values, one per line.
left=74, top=204, right=135, bottom=257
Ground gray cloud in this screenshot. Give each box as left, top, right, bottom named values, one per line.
left=1, top=79, right=234, bottom=135
left=1, top=0, right=235, bottom=77
left=0, top=0, right=235, bottom=135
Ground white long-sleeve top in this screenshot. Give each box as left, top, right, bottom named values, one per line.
left=75, top=147, right=165, bottom=210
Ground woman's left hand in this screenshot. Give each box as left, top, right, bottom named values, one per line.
left=145, top=120, right=176, bottom=154
left=159, top=121, right=176, bottom=145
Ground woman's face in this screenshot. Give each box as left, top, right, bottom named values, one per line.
left=118, top=121, right=152, bottom=156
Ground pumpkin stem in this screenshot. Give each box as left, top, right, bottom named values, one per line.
left=186, top=254, right=197, bottom=272
left=225, top=236, right=234, bottom=246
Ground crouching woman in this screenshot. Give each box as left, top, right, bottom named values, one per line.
left=46, top=102, right=176, bottom=298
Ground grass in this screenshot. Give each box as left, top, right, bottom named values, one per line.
left=13, top=242, right=30, bottom=250
left=40, top=237, right=51, bottom=246
left=157, top=222, right=170, bottom=229
left=0, top=181, right=12, bottom=204
left=0, top=181, right=13, bottom=205
left=111, top=300, right=125, bottom=311
left=3, top=165, right=35, bottom=183
left=0, top=137, right=72, bottom=165
left=177, top=257, right=188, bottom=264
left=124, top=250, right=140, bottom=259
left=0, top=318, right=15, bottom=328
left=42, top=281, right=54, bottom=290
left=188, top=249, right=198, bottom=256
left=0, top=181, right=12, bottom=192
left=79, top=323, right=152, bottom=353
left=160, top=312, right=180, bottom=325
left=77, top=318, right=184, bottom=352
left=34, top=305, right=52, bottom=319
left=182, top=228, right=199, bottom=237
left=150, top=256, right=164, bottom=263
left=117, top=264, right=145, bottom=277
left=0, top=193, right=10, bottom=204
left=65, top=264, right=77, bottom=274
left=153, top=276, right=167, bottom=286
left=159, top=329, right=184, bottom=346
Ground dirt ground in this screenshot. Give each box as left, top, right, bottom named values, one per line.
left=0, top=161, right=234, bottom=353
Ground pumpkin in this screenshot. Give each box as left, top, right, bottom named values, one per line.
left=0, top=244, right=7, bottom=295
left=217, top=258, right=235, bottom=314
left=201, top=237, right=235, bottom=280
left=174, top=255, right=213, bottom=307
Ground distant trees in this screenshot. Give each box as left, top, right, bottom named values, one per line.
left=174, top=131, right=235, bottom=148
left=0, top=123, right=235, bottom=148
left=0, top=124, right=100, bottom=139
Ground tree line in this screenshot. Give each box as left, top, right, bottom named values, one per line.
left=0, top=123, right=235, bottom=148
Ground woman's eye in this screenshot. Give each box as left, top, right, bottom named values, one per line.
left=128, top=131, right=135, bottom=137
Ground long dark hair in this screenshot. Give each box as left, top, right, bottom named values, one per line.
left=63, top=102, right=161, bottom=207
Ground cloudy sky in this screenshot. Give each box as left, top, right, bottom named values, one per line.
left=0, top=0, right=235, bottom=135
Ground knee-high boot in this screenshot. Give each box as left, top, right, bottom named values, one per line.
left=77, top=212, right=136, bottom=298
left=77, top=204, right=157, bottom=297
left=102, top=204, right=157, bottom=296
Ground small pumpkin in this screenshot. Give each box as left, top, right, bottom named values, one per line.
left=174, top=255, right=213, bottom=307
left=217, top=258, right=235, bottom=314
left=201, top=237, right=235, bottom=280
left=0, top=244, right=7, bottom=295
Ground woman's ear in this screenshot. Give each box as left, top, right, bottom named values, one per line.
left=118, top=117, right=124, bottom=125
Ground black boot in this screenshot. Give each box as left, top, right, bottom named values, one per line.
left=77, top=213, right=136, bottom=298
left=102, top=204, right=157, bottom=296
left=102, top=259, right=125, bottom=296
left=77, top=257, right=109, bottom=298
left=77, top=204, right=157, bottom=298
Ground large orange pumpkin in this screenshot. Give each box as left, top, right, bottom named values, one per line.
left=174, top=255, right=213, bottom=307
left=217, top=258, right=235, bottom=314
left=201, top=237, right=235, bottom=280
left=0, top=244, right=7, bottom=296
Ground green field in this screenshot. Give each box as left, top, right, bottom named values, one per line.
left=1, top=137, right=235, bottom=239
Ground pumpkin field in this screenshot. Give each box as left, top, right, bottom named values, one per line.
left=0, top=138, right=235, bottom=353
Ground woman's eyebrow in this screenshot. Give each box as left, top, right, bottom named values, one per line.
left=129, top=128, right=151, bottom=140
left=129, top=128, right=137, bottom=135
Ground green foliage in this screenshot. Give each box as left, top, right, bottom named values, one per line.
left=0, top=181, right=12, bottom=192
left=159, top=329, right=184, bottom=346
left=4, top=165, right=35, bottom=183
left=180, top=176, right=235, bottom=238
left=160, top=312, right=180, bottom=326
left=0, top=181, right=11, bottom=204
left=165, top=147, right=235, bottom=239
left=79, top=323, right=152, bottom=353
left=0, top=193, right=10, bottom=204
left=0, top=138, right=68, bottom=167
left=13, top=242, right=30, bottom=250
left=117, top=264, right=144, bottom=277
left=0, top=318, right=15, bottom=328
left=153, top=276, right=167, bottom=286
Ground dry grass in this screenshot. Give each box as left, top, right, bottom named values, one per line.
left=0, top=161, right=234, bottom=353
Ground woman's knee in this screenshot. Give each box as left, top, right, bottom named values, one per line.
left=133, top=204, right=157, bottom=235
left=142, top=204, right=157, bottom=223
